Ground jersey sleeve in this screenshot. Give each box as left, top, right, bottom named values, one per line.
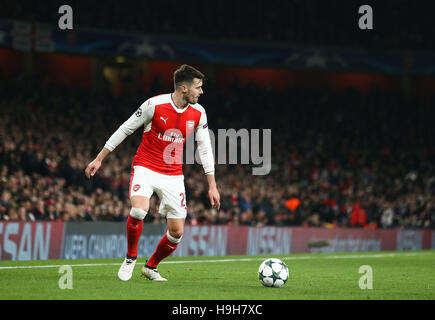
left=195, top=110, right=215, bottom=175
left=104, top=99, right=155, bottom=152
left=197, top=109, right=208, bottom=129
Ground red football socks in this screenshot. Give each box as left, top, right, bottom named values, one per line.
left=146, top=233, right=179, bottom=268
left=126, top=216, right=143, bottom=258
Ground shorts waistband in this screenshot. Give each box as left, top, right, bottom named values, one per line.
left=132, top=165, right=184, bottom=180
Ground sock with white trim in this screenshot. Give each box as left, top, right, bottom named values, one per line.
left=146, top=230, right=182, bottom=268
left=126, top=208, right=147, bottom=258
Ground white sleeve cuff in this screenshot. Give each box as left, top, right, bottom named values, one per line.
left=104, top=127, right=128, bottom=152
left=204, top=169, right=215, bottom=175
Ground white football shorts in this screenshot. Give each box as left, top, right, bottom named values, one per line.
left=129, top=165, right=187, bottom=219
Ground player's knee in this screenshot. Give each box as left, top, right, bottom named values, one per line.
left=129, top=207, right=147, bottom=220
left=167, top=230, right=183, bottom=243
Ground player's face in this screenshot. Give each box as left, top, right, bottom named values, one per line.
left=184, top=78, right=203, bottom=104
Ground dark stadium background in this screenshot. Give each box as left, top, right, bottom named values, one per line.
left=1, top=0, right=434, bottom=233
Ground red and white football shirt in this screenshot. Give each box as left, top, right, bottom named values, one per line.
left=104, top=93, right=214, bottom=176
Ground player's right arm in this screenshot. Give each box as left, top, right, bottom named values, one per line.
left=85, top=100, right=155, bottom=179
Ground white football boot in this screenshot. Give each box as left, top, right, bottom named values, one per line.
left=141, top=266, right=168, bottom=281
left=118, top=258, right=137, bottom=281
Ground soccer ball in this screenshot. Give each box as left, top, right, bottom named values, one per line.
left=258, top=258, right=289, bottom=288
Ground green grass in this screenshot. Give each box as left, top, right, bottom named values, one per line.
left=0, top=250, right=434, bottom=300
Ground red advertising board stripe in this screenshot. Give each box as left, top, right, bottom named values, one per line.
left=422, top=230, right=432, bottom=250
left=226, top=226, right=249, bottom=255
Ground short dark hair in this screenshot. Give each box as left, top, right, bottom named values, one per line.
left=174, top=64, right=204, bottom=88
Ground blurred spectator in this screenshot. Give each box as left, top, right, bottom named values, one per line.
left=349, top=204, right=367, bottom=228
left=380, top=204, right=395, bottom=228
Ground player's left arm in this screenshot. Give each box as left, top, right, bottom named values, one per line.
left=195, top=110, right=220, bottom=210
left=85, top=100, right=154, bottom=179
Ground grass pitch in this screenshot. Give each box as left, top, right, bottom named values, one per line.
left=0, top=250, right=434, bottom=300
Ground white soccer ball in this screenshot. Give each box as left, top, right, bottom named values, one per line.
left=258, top=258, right=289, bottom=288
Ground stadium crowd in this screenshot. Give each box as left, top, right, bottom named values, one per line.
left=0, top=71, right=434, bottom=229
left=1, top=0, right=433, bottom=52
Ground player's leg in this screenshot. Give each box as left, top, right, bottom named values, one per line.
left=142, top=218, right=184, bottom=281
left=146, top=217, right=184, bottom=267
left=118, top=195, right=149, bottom=281
left=118, top=166, right=153, bottom=281
left=126, top=195, right=149, bottom=259
left=142, top=176, right=186, bottom=281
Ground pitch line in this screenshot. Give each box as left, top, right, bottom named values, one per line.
left=0, top=251, right=431, bottom=270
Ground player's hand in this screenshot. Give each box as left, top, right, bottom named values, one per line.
left=85, top=159, right=102, bottom=179
left=208, top=186, right=220, bottom=210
